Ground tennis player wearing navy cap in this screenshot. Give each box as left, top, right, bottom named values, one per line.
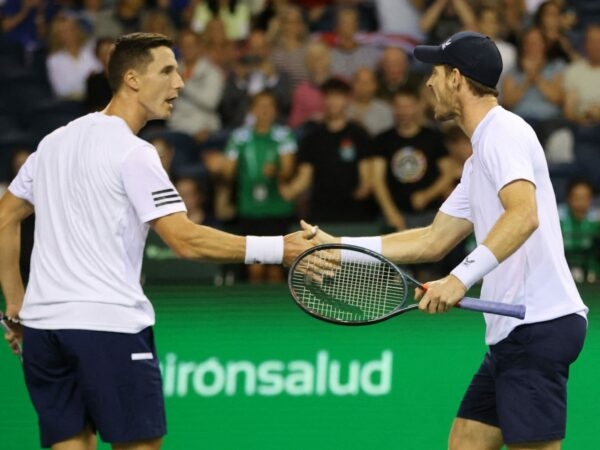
left=306, top=31, right=588, bottom=449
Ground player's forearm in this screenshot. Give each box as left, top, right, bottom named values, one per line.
left=0, top=223, right=25, bottom=314
left=482, top=207, right=538, bottom=263
left=172, top=224, right=247, bottom=262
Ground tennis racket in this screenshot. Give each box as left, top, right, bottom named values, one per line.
left=0, top=312, right=22, bottom=358
left=288, top=244, right=526, bottom=325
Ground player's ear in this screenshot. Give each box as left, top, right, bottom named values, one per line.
left=123, top=69, right=140, bottom=91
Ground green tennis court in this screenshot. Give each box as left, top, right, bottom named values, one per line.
left=1, top=283, right=598, bottom=449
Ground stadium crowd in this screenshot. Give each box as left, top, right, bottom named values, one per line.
left=1, top=0, right=599, bottom=283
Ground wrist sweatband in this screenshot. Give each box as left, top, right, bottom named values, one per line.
left=244, top=236, right=284, bottom=264
left=341, top=236, right=382, bottom=262
left=450, top=244, right=499, bottom=289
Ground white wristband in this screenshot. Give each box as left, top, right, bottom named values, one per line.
left=450, top=245, right=499, bottom=289
left=244, top=236, right=284, bottom=264
left=341, top=236, right=382, bottom=262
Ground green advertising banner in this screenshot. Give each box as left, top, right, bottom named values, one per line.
left=1, top=284, right=599, bottom=449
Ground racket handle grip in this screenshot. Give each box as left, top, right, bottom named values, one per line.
left=457, top=297, right=526, bottom=320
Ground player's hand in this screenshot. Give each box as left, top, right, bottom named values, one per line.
left=414, top=275, right=467, bottom=314
left=2, top=315, right=22, bottom=356
left=300, top=220, right=338, bottom=245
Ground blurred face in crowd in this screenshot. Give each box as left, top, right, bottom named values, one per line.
left=538, top=1, right=561, bottom=33
left=305, top=42, right=330, bottom=77
left=352, top=68, right=377, bottom=102
left=280, top=6, right=305, bottom=41
left=585, top=26, right=600, bottom=65
left=53, top=13, right=84, bottom=50
left=393, top=93, right=422, bottom=128
left=176, top=178, right=204, bottom=213
left=152, top=138, right=174, bottom=172
left=96, top=39, right=114, bottom=69
left=178, top=31, right=202, bottom=66
left=478, top=8, right=500, bottom=39
left=379, top=47, right=408, bottom=84
left=335, top=8, right=359, bottom=40
left=567, top=182, right=594, bottom=220
left=324, top=90, right=349, bottom=120
left=252, top=94, right=278, bottom=130
left=246, top=31, right=270, bottom=62
left=522, top=27, right=546, bottom=59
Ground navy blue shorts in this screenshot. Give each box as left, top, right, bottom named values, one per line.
left=22, top=326, right=166, bottom=448
left=457, top=313, right=586, bottom=444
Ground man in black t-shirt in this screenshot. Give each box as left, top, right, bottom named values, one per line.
left=281, top=78, right=376, bottom=222
left=372, top=87, right=456, bottom=231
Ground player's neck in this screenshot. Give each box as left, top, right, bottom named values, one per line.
left=102, top=95, right=147, bottom=135
left=457, top=96, right=499, bottom=138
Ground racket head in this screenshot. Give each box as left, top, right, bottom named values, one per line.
left=288, top=243, right=415, bottom=325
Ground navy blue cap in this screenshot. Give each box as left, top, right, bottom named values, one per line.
left=413, top=31, right=503, bottom=89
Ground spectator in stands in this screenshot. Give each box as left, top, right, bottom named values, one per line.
left=373, top=0, right=425, bottom=43
left=375, top=46, right=423, bottom=103
left=558, top=177, right=600, bottom=283
left=442, top=124, right=472, bottom=194
left=281, top=78, right=375, bottom=223
left=152, top=136, right=176, bottom=176
left=502, top=27, right=568, bottom=154
left=85, top=36, right=114, bottom=112
left=140, top=8, right=176, bottom=41
left=288, top=40, right=331, bottom=129
left=269, top=4, right=309, bottom=89
left=328, top=6, right=380, bottom=81
left=174, top=176, right=221, bottom=227
left=419, top=0, right=477, bottom=45
left=476, top=6, right=517, bottom=90
left=187, top=0, right=251, bottom=41
left=371, top=87, right=455, bottom=231
left=95, top=0, right=148, bottom=38
left=563, top=24, right=600, bottom=191
left=0, top=0, right=48, bottom=51
left=221, top=91, right=297, bottom=283
left=348, top=67, right=393, bottom=136
left=533, top=0, right=579, bottom=63
left=46, top=10, right=101, bottom=101
left=294, top=0, right=329, bottom=31
left=499, top=0, right=528, bottom=45
left=167, top=29, right=224, bottom=143
left=219, top=29, right=292, bottom=129
left=201, top=17, right=237, bottom=71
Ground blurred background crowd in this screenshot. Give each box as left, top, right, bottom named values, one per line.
left=0, top=0, right=599, bottom=284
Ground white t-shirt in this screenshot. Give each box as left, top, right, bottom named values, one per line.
left=440, top=106, right=588, bottom=345
left=9, top=113, right=186, bottom=332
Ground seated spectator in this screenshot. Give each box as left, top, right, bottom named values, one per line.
left=348, top=67, right=393, bottom=136
left=533, top=0, right=579, bottom=63
left=502, top=27, right=567, bottom=154
left=95, top=0, right=148, bottom=38
left=168, top=29, right=224, bottom=143
left=558, top=177, right=600, bottom=283
left=419, top=0, right=477, bottom=45
left=328, top=6, right=380, bottom=81
left=371, top=87, right=455, bottom=232
left=188, top=0, right=251, bottom=41
left=219, top=29, right=292, bottom=129
left=307, top=0, right=379, bottom=33
left=499, top=0, right=528, bottom=45
left=269, top=4, right=310, bottom=89
left=46, top=10, right=101, bottom=101
left=288, top=40, right=331, bottom=129
left=375, top=46, right=423, bottom=103
left=84, top=36, right=114, bottom=112
left=280, top=78, right=375, bottom=223
left=442, top=124, right=472, bottom=194
left=294, top=0, right=330, bottom=32
left=221, top=90, right=297, bottom=283
left=174, top=176, right=222, bottom=227
left=563, top=24, right=600, bottom=191
left=201, top=17, right=238, bottom=71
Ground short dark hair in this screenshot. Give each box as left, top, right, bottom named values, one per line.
left=566, top=177, right=595, bottom=196
left=320, top=77, right=352, bottom=95
left=107, top=32, right=173, bottom=92
left=392, top=86, right=421, bottom=101
left=442, top=64, right=499, bottom=98
left=250, top=90, right=277, bottom=107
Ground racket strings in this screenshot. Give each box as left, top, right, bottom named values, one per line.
left=291, top=250, right=406, bottom=322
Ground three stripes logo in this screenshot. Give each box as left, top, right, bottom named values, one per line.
left=152, top=188, right=183, bottom=208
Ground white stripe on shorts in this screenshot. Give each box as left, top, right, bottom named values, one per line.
left=131, top=352, right=153, bottom=361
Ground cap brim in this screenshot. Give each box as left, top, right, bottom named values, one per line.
left=413, top=45, right=445, bottom=65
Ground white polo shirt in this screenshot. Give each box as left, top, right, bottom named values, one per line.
left=9, top=113, right=186, bottom=333
left=440, top=106, right=587, bottom=345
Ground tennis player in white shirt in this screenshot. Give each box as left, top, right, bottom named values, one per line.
left=307, top=31, right=588, bottom=450
left=0, top=32, right=315, bottom=450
